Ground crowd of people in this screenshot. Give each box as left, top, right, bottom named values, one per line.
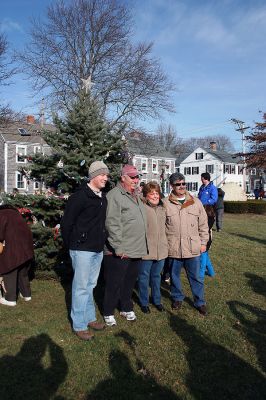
left=0, top=161, right=222, bottom=342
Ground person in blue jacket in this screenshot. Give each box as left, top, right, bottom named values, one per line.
left=198, top=173, right=218, bottom=280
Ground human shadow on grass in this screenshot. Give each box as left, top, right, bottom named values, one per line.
left=244, top=273, right=266, bottom=297
left=170, top=314, right=266, bottom=400
left=229, top=233, right=266, bottom=246
left=0, top=333, right=68, bottom=400
left=86, top=331, right=180, bottom=400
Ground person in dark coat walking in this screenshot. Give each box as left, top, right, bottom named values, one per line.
left=216, top=188, right=225, bottom=232
left=0, top=205, right=34, bottom=306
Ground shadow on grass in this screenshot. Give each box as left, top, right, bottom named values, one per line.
left=228, top=233, right=266, bottom=246
left=170, top=314, right=266, bottom=400
left=0, top=333, right=68, bottom=400
left=87, top=330, right=180, bottom=400
left=244, top=273, right=266, bottom=297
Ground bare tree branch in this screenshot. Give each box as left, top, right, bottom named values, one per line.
left=16, top=0, right=175, bottom=126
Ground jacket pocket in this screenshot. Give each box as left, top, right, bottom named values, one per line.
left=190, top=235, right=201, bottom=255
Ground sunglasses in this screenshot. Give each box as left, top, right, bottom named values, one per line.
left=128, top=175, right=139, bottom=179
left=173, top=182, right=186, bottom=187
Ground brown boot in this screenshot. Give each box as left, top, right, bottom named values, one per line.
left=74, top=330, right=94, bottom=341
left=88, top=321, right=106, bottom=331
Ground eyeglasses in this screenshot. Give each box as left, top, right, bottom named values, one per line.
left=128, top=175, right=139, bottom=180
left=173, top=182, right=186, bottom=187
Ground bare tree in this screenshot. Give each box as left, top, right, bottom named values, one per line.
left=16, top=0, right=174, bottom=126
left=182, top=134, right=235, bottom=153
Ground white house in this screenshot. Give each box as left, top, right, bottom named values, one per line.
left=176, top=142, right=250, bottom=196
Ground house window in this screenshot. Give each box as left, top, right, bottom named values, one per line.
left=152, top=159, right=158, bottom=173
left=34, top=146, right=42, bottom=154
left=34, top=181, right=40, bottom=190
left=165, top=160, right=172, bottom=174
left=238, top=166, right=243, bottom=174
left=250, top=168, right=256, bottom=175
left=16, top=145, right=27, bottom=163
left=206, top=164, right=214, bottom=174
left=187, top=182, right=198, bottom=192
left=192, top=167, right=199, bottom=175
left=141, top=158, right=148, bottom=173
left=140, top=178, right=147, bottom=184
left=16, top=172, right=26, bottom=189
left=195, top=153, right=203, bottom=160
left=176, top=167, right=180, bottom=173
left=224, top=164, right=236, bottom=174
left=184, top=167, right=191, bottom=175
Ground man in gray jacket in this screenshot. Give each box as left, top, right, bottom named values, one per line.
left=164, top=173, right=209, bottom=316
left=103, top=165, right=148, bottom=326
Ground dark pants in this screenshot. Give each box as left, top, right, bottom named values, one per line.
left=103, top=255, right=140, bottom=315
left=2, top=261, right=31, bottom=301
left=216, top=208, right=224, bottom=230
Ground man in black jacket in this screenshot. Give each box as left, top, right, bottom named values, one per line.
left=61, top=161, right=109, bottom=341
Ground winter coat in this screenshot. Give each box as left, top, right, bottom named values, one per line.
left=61, top=182, right=107, bottom=252
left=198, top=182, right=218, bottom=206
left=105, top=183, right=148, bottom=258
left=164, top=191, right=209, bottom=259
left=142, top=202, right=168, bottom=261
left=0, top=208, right=34, bottom=274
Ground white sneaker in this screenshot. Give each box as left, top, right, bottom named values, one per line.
left=120, top=311, right=137, bottom=321
left=20, top=293, right=32, bottom=301
left=104, top=315, right=117, bottom=326
left=0, top=297, right=16, bottom=306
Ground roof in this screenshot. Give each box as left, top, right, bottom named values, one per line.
left=0, top=122, right=55, bottom=144
left=202, top=147, right=242, bottom=163
left=126, top=132, right=175, bottom=159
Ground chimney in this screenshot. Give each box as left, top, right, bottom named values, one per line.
left=26, top=115, right=35, bottom=124
left=210, top=141, right=217, bottom=151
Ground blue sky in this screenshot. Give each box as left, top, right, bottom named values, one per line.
left=1, top=0, right=266, bottom=150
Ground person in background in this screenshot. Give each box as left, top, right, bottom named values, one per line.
left=164, top=173, right=209, bottom=316
left=138, top=182, right=168, bottom=314
left=103, top=165, right=147, bottom=326
left=198, top=172, right=218, bottom=280
left=0, top=205, right=34, bottom=306
left=216, top=188, right=225, bottom=232
left=254, top=188, right=260, bottom=200
left=61, top=161, right=109, bottom=341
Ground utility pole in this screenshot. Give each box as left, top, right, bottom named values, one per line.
left=230, top=119, right=250, bottom=192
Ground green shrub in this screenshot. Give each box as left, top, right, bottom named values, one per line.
left=224, top=200, right=266, bottom=214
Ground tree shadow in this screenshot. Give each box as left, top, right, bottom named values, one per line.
left=244, top=273, right=266, bottom=297
left=229, top=233, right=266, bottom=246
left=0, top=333, right=68, bottom=400
left=170, top=314, right=266, bottom=399
left=86, top=330, right=180, bottom=400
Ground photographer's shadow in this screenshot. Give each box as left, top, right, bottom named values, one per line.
left=0, top=333, right=68, bottom=400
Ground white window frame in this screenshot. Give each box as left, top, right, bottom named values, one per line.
left=140, top=178, right=147, bottom=184
left=141, top=158, right=148, bottom=173
left=165, top=160, right=172, bottom=174
left=184, top=167, right=191, bottom=175
left=192, top=166, right=199, bottom=175
left=16, top=171, right=26, bottom=189
left=152, top=159, right=159, bottom=173
left=195, top=152, right=203, bottom=160
left=206, top=164, right=214, bottom=174
left=16, top=145, right=27, bottom=163
left=250, top=168, right=256, bottom=175
left=34, top=145, right=42, bottom=154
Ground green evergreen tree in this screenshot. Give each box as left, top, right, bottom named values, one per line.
left=29, top=91, right=127, bottom=193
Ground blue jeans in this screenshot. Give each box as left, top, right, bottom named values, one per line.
left=169, top=256, right=205, bottom=307
left=138, top=259, right=165, bottom=306
left=70, top=250, right=103, bottom=331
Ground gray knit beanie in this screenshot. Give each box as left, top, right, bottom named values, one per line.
left=89, top=161, right=109, bottom=179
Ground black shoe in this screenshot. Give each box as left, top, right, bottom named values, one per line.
left=172, top=300, right=182, bottom=310
left=154, top=304, right=165, bottom=312
left=140, top=306, right=151, bottom=314
left=196, top=305, right=207, bottom=316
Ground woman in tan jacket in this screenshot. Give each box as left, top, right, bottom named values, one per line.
left=138, top=182, right=168, bottom=313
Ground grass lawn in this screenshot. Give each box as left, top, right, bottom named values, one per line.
left=0, top=213, right=266, bottom=399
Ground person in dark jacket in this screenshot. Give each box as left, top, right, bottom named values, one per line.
left=216, top=188, right=225, bottom=232
left=0, top=205, right=34, bottom=306
left=61, top=161, right=109, bottom=341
